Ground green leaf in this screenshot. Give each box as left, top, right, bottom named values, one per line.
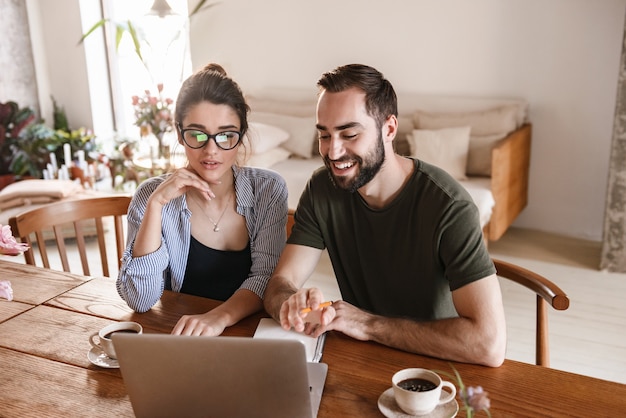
left=78, top=19, right=109, bottom=45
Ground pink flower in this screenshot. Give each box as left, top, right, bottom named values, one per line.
left=0, top=224, right=29, bottom=256
left=463, top=386, right=491, bottom=412
left=0, top=280, right=13, bottom=301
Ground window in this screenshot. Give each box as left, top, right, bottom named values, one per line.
left=80, top=0, right=191, bottom=139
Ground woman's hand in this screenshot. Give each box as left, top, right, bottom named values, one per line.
left=149, top=167, right=216, bottom=207
left=171, top=311, right=229, bottom=337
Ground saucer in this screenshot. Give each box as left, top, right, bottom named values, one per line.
left=378, top=387, right=459, bottom=418
left=88, top=347, right=119, bottom=369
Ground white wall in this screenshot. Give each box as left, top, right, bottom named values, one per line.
left=187, top=0, right=626, bottom=242
left=26, top=0, right=626, bottom=242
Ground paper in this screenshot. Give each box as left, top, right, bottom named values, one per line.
left=253, top=318, right=326, bottom=363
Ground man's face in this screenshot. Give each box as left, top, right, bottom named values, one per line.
left=316, top=88, right=385, bottom=193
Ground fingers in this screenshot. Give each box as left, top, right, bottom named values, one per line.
left=171, top=315, right=224, bottom=337
left=279, top=288, right=332, bottom=333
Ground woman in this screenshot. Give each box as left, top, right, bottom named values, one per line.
left=116, top=64, right=288, bottom=336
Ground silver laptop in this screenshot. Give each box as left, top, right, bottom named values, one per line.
left=112, top=333, right=328, bottom=418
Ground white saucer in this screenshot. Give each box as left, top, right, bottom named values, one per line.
left=378, top=387, right=459, bottom=418
left=88, top=347, right=119, bottom=369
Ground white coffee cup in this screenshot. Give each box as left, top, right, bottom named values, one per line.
left=392, top=368, right=456, bottom=415
left=89, top=321, right=142, bottom=359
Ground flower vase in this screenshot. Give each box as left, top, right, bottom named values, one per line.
left=150, top=132, right=170, bottom=173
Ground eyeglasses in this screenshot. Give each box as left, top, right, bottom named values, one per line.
left=177, top=125, right=241, bottom=150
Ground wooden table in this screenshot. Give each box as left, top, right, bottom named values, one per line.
left=1, top=260, right=625, bottom=417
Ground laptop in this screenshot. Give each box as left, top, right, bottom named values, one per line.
left=112, top=333, right=328, bottom=418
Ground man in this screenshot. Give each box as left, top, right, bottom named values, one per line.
left=264, top=64, right=506, bottom=367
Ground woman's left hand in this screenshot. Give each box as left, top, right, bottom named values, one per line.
left=171, top=311, right=229, bottom=336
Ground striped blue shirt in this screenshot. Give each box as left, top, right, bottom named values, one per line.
left=116, top=165, right=288, bottom=313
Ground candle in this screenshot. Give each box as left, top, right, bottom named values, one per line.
left=63, top=143, right=72, bottom=166
left=77, top=150, right=85, bottom=170
left=49, top=152, right=58, bottom=172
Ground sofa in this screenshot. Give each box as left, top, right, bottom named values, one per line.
left=243, top=89, right=531, bottom=241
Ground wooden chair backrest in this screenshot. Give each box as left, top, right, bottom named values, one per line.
left=9, top=195, right=132, bottom=277
left=493, top=258, right=570, bottom=367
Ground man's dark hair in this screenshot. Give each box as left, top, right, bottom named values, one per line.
left=317, top=64, right=398, bottom=129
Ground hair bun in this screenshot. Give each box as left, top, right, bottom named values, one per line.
left=204, top=63, right=227, bottom=76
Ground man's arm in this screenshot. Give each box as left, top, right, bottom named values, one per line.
left=263, top=244, right=324, bottom=322
left=314, top=274, right=507, bottom=367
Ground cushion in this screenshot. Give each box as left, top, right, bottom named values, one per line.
left=407, top=127, right=471, bottom=180
left=394, top=115, right=415, bottom=156
left=249, top=112, right=317, bottom=159
left=245, top=147, right=292, bottom=169
left=412, top=105, right=518, bottom=137
left=244, top=122, right=290, bottom=155
left=466, top=133, right=506, bottom=176
left=0, top=179, right=83, bottom=204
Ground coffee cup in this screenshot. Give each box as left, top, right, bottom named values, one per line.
left=89, top=321, right=142, bottom=359
left=392, top=368, right=456, bottom=415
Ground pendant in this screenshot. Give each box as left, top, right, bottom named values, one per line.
left=213, top=225, right=220, bottom=232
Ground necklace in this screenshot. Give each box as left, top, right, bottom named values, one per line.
left=192, top=192, right=233, bottom=232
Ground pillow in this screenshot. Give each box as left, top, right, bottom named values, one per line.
left=0, top=179, right=83, bottom=203
left=245, top=147, right=292, bottom=169
left=244, top=122, right=290, bottom=155
left=413, top=105, right=518, bottom=137
left=249, top=112, right=317, bottom=159
left=467, top=133, right=506, bottom=176
left=407, top=127, right=471, bottom=180
left=394, top=115, right=415, bottom=156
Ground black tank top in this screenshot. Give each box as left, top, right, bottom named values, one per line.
left=181, top=235, right=252, bottom=301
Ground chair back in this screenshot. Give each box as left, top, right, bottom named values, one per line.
left=493, top=258, right=570, bottom=367
left=9, top=195, right=132, bottom=277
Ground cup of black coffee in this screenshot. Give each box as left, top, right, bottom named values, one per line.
left=392, top=368, right=456, bottom=415
left=89, top=321, right=142, bottom=359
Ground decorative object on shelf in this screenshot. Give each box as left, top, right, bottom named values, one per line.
left=132, top=84, right=174, bottom=171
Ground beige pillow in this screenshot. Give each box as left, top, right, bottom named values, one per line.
left=467, top=133, right=506, bottom=176
left=249, top=112, right=317, bottom=159
left=407, top=127, right=471, bottom=180
left=413, top=105, right=518, bottom=136
left=0, top=179, right=83, bottom=203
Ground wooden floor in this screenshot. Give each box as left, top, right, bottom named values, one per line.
left=5, top=225, right=625, bottom=384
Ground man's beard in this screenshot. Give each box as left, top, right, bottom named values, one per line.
left=323, top=132, right=385, bottom=193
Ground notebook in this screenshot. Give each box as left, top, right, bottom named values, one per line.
left=112, top=333, right=328, bottom=418
left=253, top=317, right=326, bottom=362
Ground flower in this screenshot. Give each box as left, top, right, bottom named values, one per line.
left=0, top=280, right=13, bottom=301
left=437, top=364, right=491, bottom=418
left=131, top=83, right=175, bottom=138
left=0, top=224, right=29, bottom=256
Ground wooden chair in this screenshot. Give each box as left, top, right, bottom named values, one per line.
left=9, top=195, right=132, bottom=277
left=493, top=258, right=570, bottom=367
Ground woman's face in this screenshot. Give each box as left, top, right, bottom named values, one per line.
left=178, top=101, right=241, bottom=184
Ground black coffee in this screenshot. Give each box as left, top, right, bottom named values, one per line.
left=103, top=329, right=138, bottom=340
left=397, top=378, right=437, bottom=392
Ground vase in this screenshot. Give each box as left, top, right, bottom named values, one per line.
left=149, top=132, right=170, bottom=173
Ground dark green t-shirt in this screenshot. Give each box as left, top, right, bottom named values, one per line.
left=288, top=158, right=495, bottom=321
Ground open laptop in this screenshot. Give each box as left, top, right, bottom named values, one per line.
left=112, top=333, right=328, bottom=418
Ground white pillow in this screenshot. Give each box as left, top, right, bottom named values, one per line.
left=413, top=105, right=518, bottom=136
left=245, top=147, right=292, bottom=169
left=249, top=112, right=317, bottom=159
left=407, top=127, right=471, bottom=180
left=244, top=122, right=290, bottom=155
